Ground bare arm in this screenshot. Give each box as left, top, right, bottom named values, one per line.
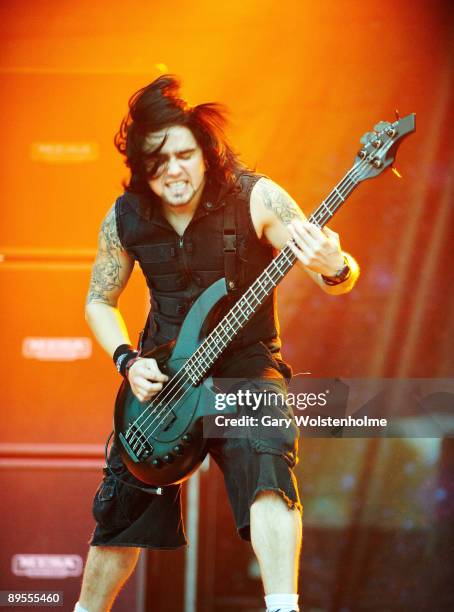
left=250, top=177, right=360, bottom=294
left=85, top=205, right=168, bottom=401
left=85, top=205, right=135, bottom=356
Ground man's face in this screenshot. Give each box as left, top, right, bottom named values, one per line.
left=144, top=125, right=206, bottom=207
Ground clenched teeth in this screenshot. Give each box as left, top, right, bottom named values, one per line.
left=167, top=181, right=187, bottom=188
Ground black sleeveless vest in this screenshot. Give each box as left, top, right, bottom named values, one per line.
left=115, top=172, right=282, bottom=356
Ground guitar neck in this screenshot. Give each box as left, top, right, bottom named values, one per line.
left=185, top=166, right=360, bottom=381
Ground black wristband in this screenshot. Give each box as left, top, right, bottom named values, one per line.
left=125, top=355, right=141, bottom=379
left=113, top=344, right=134, bottom=364
left=321, top=256, right=351, bottom=286
left=113, top=344, right=139, bottom=377
left=116, top=350, right=139, bottom=377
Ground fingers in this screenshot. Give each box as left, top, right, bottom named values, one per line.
left=322, top=227, right=340, bottom=247
left=289, top=219, right=338, bottom=241
left=140, top=358, right=169, bottom=382
left=287, top=235, right=310, bottom=265
left=127, top=357, right=169, bottom=403
left=287, top=219, right=344, bottom=275
left=133, top=380, right=164, bottom=403
left=288, top=221, right=340, bottom=255
left=288, top=221, right=325, bottom=265
left=288, top=219, right=321, bottom=249
left=130, top=357, right=169, bottom=382
left=322, top=226, right=338, bottom=238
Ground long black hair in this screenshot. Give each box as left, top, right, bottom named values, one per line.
left=114, top=75, right=244, bottom=194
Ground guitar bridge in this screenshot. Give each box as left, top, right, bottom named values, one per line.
left=122, top=425, right=154, bottom=463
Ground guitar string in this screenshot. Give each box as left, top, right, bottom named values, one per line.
left=125, top=160, right=365, bottom=454
left=128, top=243, right=299, bottom=453
left=125, top=159, right=367, bottom=453
left=126, top=162, right=363, bottom=454
left=126, top=240, right=301, bottom=452
left=128, top=246, right=297, bottom=452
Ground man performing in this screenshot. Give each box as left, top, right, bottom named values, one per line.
left=77, top=75, right=359, bottom=612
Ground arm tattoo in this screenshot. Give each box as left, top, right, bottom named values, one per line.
left=100, top=206, right=122, bottom=251
left=86, top=207, right=124, bottom=305
left=260, top=178, right=300, bottom=224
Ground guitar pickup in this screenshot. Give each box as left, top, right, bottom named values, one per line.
left=161, top=409, right=177, bottom=432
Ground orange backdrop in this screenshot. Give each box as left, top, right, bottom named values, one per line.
left=1, top=0, right=453, bottom=444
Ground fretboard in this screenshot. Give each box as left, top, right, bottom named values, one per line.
left=184, top=166, right=360, bottom=384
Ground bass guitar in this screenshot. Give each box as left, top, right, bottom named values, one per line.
left=114, top=112, right=415, bottom=486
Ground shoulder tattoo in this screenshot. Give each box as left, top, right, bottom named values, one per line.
left=259, top=178, right=300, bottom=224
left=86, top=206, right=123, bottom=304
left=100, top=206, right=122, bottom=251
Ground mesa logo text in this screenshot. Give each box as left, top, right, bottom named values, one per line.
left=11, top=554, right=83, bottom=578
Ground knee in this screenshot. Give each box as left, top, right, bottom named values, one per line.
left=86, top=546, right=140, bottom=574
left=252, top=489, right=301, bottom=514
left=252, top=490, right=279, bottom=511
left=251, top=490, right=303, bottom=536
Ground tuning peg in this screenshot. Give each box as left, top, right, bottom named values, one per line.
left=391, top=167, right=402, bottom=178
left=360, top=131, right=375, bottom=145
left=374, top=121, right=390, bottom=133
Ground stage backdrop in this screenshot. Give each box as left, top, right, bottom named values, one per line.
left=1, top=1, right=453, bottom=611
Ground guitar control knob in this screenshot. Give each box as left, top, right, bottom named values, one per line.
left=182, top=434, right=192, bottom=444
left=152, top=458, right=163, bottom=469
left=173, top=445, right=184, bottom=455
left=163, top=454, right=174, bottom=464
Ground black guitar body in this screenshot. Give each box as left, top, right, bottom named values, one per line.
left=114, top=278, right=236, bottom=486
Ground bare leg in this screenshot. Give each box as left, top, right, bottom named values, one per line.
left=250, top=491, right=302, bottom=594
left=78, top=546, right=140, bottom=612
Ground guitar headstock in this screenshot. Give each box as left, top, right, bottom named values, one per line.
left=353, top=112, right=415, bottom=181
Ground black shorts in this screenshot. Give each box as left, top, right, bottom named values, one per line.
left=90, top=343, right=301, bottom=549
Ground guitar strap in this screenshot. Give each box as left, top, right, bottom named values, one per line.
left=223, top=199, right=238, bottom=293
